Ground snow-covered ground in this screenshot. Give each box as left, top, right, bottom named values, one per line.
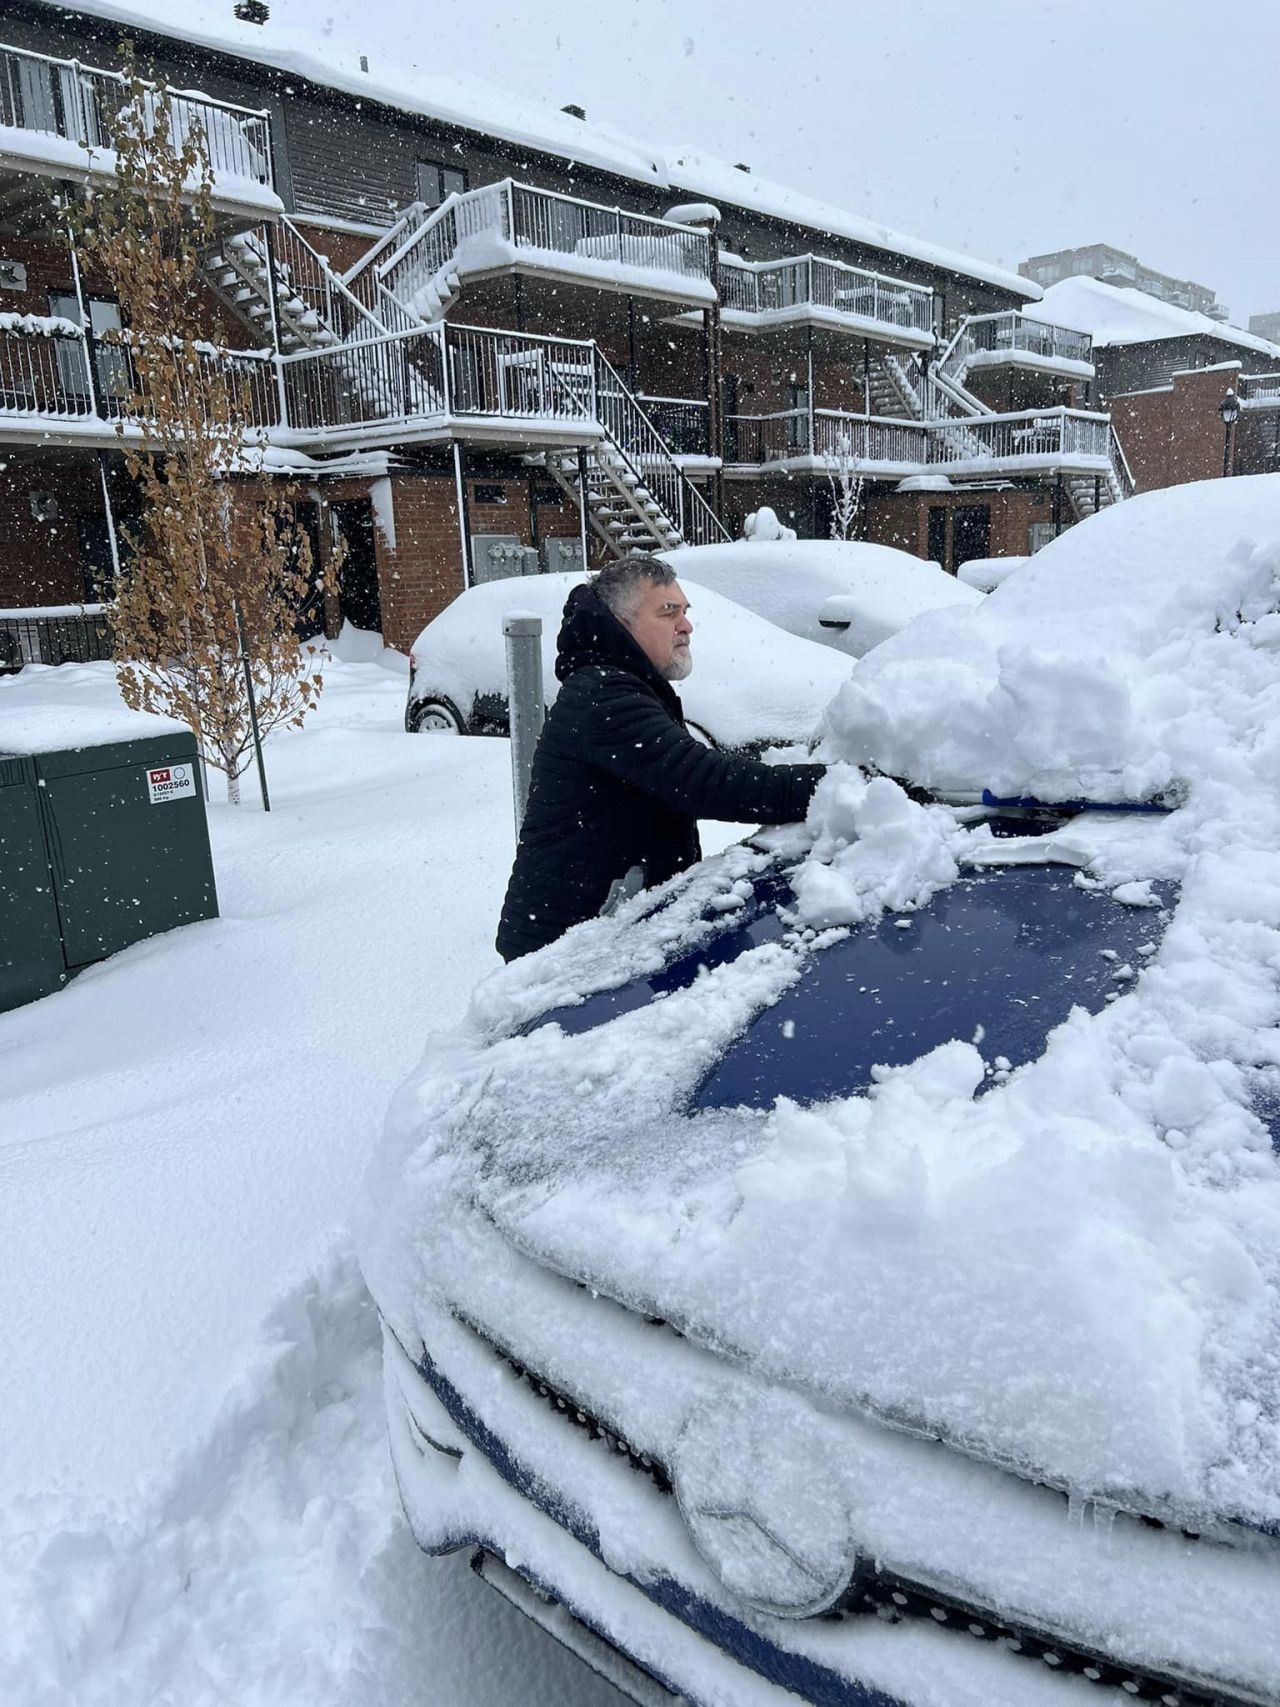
left=0, top=647, right=750, bottom=1707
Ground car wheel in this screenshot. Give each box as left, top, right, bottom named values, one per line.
left=686, top=721, right=717, bottom=749
left=408, top=697, right=465, bottom=734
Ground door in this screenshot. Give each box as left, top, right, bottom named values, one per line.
left=329, top=499, right=382, bottom=633
left=49, top=292, right=129, bottom=404
left=289, top=500, right=325, bottom=641
left=952, top=505, right=991, bottom=572
left=927, top=505, right=948, bottom=568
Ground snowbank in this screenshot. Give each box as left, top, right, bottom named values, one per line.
left=663, top=539, right=980, bottom=658
left=956, top=554, right=1026, bottom=592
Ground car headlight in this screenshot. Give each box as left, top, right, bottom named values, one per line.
left=673, top=1387, right=861, bottom=1619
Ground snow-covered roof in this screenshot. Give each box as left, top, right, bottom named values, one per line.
left=1025, top=277, right=1280, bottom=363
left=30, top=0, right=1039, bottom=301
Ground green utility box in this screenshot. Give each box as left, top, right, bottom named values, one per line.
left=0, top=727, right=219, bottom=1013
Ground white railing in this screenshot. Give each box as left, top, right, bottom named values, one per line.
left=0, top=320, right=95, bottom=418
left=375, top=179, right=712, bottom=321
left=588, top=351, right=725, bottom=546
left=937, top=313, right=1093, bottom=390
left=720, top=253, right=934, bottom=337
left=0, top=39, right=273, bottom=187
left=931, top=407, right=1111, bottom=467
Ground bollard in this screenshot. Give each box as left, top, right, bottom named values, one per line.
left=503, top=612, right=545, bottom=833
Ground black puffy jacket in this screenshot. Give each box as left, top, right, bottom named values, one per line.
left=496, top=584, right=825, bottom=961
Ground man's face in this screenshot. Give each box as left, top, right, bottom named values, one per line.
left=623, top=577, right=693, bottom=681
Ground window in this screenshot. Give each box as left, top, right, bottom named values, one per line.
left=415, top=159, right=468, bottom=209
left=48, top=290, right=129, bottom=401
left=787, top=382, right=810, bottom=452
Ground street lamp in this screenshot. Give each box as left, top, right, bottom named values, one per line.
left=1219, top=389, right=1241, bottom=478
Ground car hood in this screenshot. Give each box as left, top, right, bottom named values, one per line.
left=359, top=811, right=1280, bottom=1538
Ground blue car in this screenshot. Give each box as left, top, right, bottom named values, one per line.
left=360, top=799, right=1280, bottom=1707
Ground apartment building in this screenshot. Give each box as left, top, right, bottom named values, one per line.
left=0, top=0, right=1130, bottom=654
left=1024, top=277, right=1280, bottom=492
left=1021, top=243, right=1228, bottom=323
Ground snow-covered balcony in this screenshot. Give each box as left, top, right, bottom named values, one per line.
left=0, top=314, right=278, bottom=447
left=1240, top=373, right=1280, bottom=408
left=374, top=180, right=715, bottom=319
left=0, top=40, right=280, bottom=226
left=718, top=253, right=935, bottom=350
left=939, top=312, right=1095, bottom=384
left=725, top=409, right=929, bottom=477
left=276, top=321, right=608, bottom=453
left=724, top=403, right=1121, bottom=483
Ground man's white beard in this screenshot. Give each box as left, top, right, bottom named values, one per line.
left=664, top=648, right=693, bottom=682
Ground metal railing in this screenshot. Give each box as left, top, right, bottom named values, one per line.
left=376, top=179, right=712, bottom=320
left=0, top=39, right=273, bottom=187
left=813, top=411, right=930, bottom=466
left=635, top=395, right=710, bottom=456
left=279, top=321, right=599, bottom=433
left=1240, top=373, right=1280, bottom=405
left=0, top=606, right=112, bottom=672
left=0, top=321, right=96, bottom=418
left=0, top=321, right=277, bottom=429
left=930, top=407, right=1112, bottom=467
left=720, top=253, right=934, bottom=336
left=589, top=351, right=725, bottom=546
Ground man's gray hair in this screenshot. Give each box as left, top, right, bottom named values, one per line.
left=591, top=554, right=676, bottom=623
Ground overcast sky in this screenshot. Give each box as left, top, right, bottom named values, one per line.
left=226, top=0, right=1277, bottom=320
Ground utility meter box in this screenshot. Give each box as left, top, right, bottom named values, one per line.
left=0, top=723, right=219, bottom=1012
left=0, top=753, right=66, bottom=1011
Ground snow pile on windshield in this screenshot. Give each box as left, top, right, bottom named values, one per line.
left=361, top=477, right=1280, bottom=1548
left=828, top=474, right=1280, bottom=801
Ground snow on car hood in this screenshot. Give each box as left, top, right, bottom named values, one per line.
left=361, top=479, right=1280, bottom=1531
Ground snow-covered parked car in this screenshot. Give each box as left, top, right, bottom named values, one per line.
left=362, top=477, right=1280, bottom=1707
left=659, top=538, right=983, bottom=658
left=956, top=553, right=1028, bottom=592
left=404, top=569, right=850, bottom=749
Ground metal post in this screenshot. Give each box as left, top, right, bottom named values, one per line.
left=577, top=445, right=590, bottom=568
left=65, top=214, right=104, bottom=418
left=452, top=440, right=473, bottom=586
left=259, top=223, right=291, bottom=429
left=504, top=613, right=544, bottom=832
left=707, top=230, right=725, bottom=520
left=95, top=452, right=121, bottom=586
left=233, top=597, right=271, bottom=811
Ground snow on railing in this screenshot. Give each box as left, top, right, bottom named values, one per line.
left=0, top=39, right=273, bottom=187
left=961, top=312, right=1093, bottom=368
left=0, top=606, right=112, bottom=672
left=725, top=404, right=1113, bottom=472
left=720, top=253, right=934, bottom=337
left=1240, top=373, right=1280, bottom=405
left=374, top=179, right=712, bottom=320
left=0, top=320, right=94, bottom=418
left=931, top=407, right=1111, bottom=467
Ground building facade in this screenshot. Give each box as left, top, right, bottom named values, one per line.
left=1, top=0, right=1130, bottom=659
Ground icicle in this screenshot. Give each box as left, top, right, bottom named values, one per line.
left=1066, top=1489, right=1086, bottom=1530
left=1092, top=1499, right=1118, bottom=1543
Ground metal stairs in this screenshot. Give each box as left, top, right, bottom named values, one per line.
left=536, top=350, right=726, bottom=557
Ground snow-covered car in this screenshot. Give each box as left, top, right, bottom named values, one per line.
left=403, top=570, right=850, bottom=749
left=658, top=538, right=983, bottom=658
left=362, top=477, right=1280, bottom=1707
left=956, top=553, right=1028, bottom=592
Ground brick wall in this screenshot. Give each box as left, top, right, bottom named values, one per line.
left=865, top=486, right=1056, bottom=565
left=0, top=456, right=109, bottom=607
left=1110, top=364, right=1242, bottom=491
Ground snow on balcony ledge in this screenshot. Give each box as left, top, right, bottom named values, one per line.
left=965, top=348, right=1094, bottom=381
left=454, top=230, right=715, bottom=305
left=0, top=124, right=283, bottom=219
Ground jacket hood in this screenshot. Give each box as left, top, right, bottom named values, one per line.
left=555, top=583, right=682, bottom=712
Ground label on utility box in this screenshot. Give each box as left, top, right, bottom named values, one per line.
left=145, top=763, right=195, bottom=805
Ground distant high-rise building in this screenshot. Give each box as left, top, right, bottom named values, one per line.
left=1249, top=311, right=1280, bottom=343
left=1020, top=244, right=1228, bottom=323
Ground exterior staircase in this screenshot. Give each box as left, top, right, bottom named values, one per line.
left=537, top=349, right=727, bottom=556
left=202, top=217, right=390, bottom=351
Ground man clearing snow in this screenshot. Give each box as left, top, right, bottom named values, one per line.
left=497, top=556, right=825, bottom=961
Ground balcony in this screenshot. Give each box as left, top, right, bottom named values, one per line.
left=1240, top=374, right=1280, bottom=409
left=0, top=40, right=279, bottom=224
left=375, top=180, right=715, bottom=317
left=717, top=253, right=935, bottom=350
left=724, top=403, right=1115, bottom=480
left=0, top=316, right=278, bottom=446
left=938, top=312, right=1094, bottom=386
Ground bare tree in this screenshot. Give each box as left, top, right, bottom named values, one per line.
left=61, top=50, right=324, bottom=802
left=824, top=431, right=864, bottom=542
